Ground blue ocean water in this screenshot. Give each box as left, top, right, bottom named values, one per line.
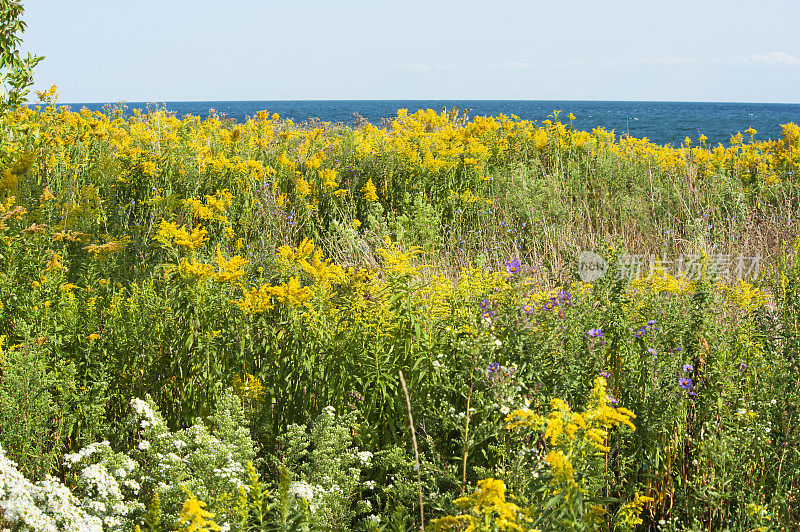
left=59, top=100, right=800, bottom=147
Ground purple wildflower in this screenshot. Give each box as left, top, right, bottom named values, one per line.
left=505, top=257, right=521, bottom=275
left=586, top=328, right=603, bottom=338
left=480, top=298, right=490, bottom=309
left=678, top=377, right=693, bottom=390
left=600, top=370, right=609, bottom=378
left=683, top=363, right=694, bottom=373
left=635, top=327, right=646, bottom=338
left=647, top=347, right=657, bottom=356
left=521, top=304, right=534, bottom=316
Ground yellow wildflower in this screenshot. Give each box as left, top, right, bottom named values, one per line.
left=155, top=220, right=208, bottom=251
left=441, top=478, right=525, bottom=532
left=545, top=450, right=577, bottom=488
left=53, top=230, right=88, bottom=242
left=22, top=223, right=47, bottom=235
left=505, top=409, right=544, bottom=430
left=232, top=284, right=275, bottom=314
left=269, top=276, right=313, bottom=306
left=85, top=239, right=126, bottom=256
left=616, top=493, right=654, bottom=527
left=295, top=176, right=311, bottom=198
left=232, top=373, right=265, bottom=402
left=277, top=152, right=295, bottom=168
left=319, top=168, right=338, bottom=189
left=429, top=515, right=473, bottom=531
left=184, top=198, right=213, bottom=220
left=376, top=237, right=424, bottom=277
left=44, top=251, right=67, bottom=272
left=717, top=279, right=770, bottom=313
left=362, top=178, right=379, bottom=202
left=278, top=238, right=315, bottom=262
left=170, top=257, right=216, bottom=281
left=178, top=496, right=220, bottom=532
left=298, top=248, right=345, bottom=286
left=40, top=188, right=56, bottom=202
left=214, top=246, right=248, bottom=282
left=205, top=189, right=233, bottom=213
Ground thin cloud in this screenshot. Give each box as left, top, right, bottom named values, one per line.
left=394, top=63, right=455, bottom=73
left=741, top=51, right=800, bottom=66
left=395, top=63, right=432, bottom=72
left=490, top=62, right=531, bottom=70
left=598, top=56, right=708, bottom=67
left=593, top=52, right=800, bottom=68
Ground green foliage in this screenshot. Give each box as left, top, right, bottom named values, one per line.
left=0, top=330, right=69, bottom=480
left=0, top=100, right=798, bottom=529
left=275, top=408, right=377, bottom=530
left=0, top=0, right=42, bottom=112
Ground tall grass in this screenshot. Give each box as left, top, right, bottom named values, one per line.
left=0, top=102, right=798, bottom=529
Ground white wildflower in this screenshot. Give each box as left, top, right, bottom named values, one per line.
left=130, top=398, right=158, bottom=429
left=289, top=481, right=316, bottom=507
left=81, top=463, right=123, bottom=501
left=63, top=442, right=110, bottom=469
left=357, top=451, right=373, bottom=464
left=122, top=480, right=140, bottom=493
left=0, top=444, right=103, bottom=532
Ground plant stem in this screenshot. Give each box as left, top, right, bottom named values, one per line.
left=399, top=369, right=424, bottom=531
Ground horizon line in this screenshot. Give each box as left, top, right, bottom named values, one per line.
left=49, top=98, right=800, bottom=106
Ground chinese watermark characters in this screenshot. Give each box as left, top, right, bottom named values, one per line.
left=578, top=251, right=761, bottom=283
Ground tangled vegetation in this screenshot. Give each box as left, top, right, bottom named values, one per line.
left=1, top=89, right=799, bottom=530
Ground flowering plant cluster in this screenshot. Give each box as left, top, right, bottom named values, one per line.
left=0, top=98, right=798, bottom=530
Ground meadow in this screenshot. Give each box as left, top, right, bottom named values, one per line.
left=0, top=92, right=799, bottom=531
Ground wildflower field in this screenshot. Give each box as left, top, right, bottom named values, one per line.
left=1, top=93, right=800, bottom=531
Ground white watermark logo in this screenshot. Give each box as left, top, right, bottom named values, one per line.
left=578, top=252, right=761, bottom=281
left=578, top=251, right=609, bottom=282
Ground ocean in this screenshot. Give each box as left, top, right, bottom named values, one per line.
left=57, top=100, right=800, bottom=147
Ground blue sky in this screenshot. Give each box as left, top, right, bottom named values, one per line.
left=20, top=0, right=800, bottom=103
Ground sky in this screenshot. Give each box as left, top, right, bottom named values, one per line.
left=19, top=0, right=800, bottom=103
